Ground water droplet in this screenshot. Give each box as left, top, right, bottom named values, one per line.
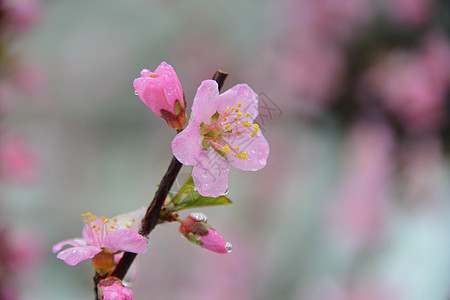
left=190, top=212, right=208, bottom=222
left=134, top=90, right=138, bottom=96
left=226, top=242, right=233, bottom=253
left=224, top=188, right=229, bottom=195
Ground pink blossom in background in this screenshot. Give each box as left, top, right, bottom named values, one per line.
left=133, top=61, right=187, bottom=129
left=13, top=62, right=45, bottom=96
left=0, top=135, right=37, bottom=184
left=0, top=82, right=15, bottom=116
left=0, top=227, right=42, bottom=273
left=400, top=138, right=445, bottom=209
left=360, top=34, right=450, bottom=134
left=280, top=37, right=345, bottom=106
left=314, top=282, right=402, bottom=300
left=98, top=277, right=133, bottom=300
left=285, top=0, right=372, bottom=43
left=172, top=80, right=269, bottom=197
left=381, top=0, right=431, bottom=26
left=52, top=208, right=147, bottom=266
left=3, top=0, right=40, bottom=32
left=329, top=121, right=395, bottom=249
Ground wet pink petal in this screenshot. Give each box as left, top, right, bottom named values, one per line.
left=133, top=62, right=186, bottom=129
left=56, top=246, right=102, bottom=266
left=171, top=121, right=203, bottom=165
left=190, top=80, right=221, bottom=123
left=198, top=228, right=229, bottom=254
left=192, top=148, right=230, bottom=197
left=52, top=238, right=87, bottom=253
left=217, top=84, right=259, bottom=121
left=225, top=133, right=269, bottom=171
left=103, top=229, right=147, bottom=254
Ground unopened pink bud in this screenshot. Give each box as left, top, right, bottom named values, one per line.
left=98, top=277, right=133, bottom=300
left=198, top=228, right=232, bottom=254
left=179, top=213, right=232, bottom=254
left=133, top=62, right=186, bottom=129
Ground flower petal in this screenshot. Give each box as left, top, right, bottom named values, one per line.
left=198, top=228, right=229, bottom=254
left=191, top=80, right=221, bottom=123
left=133, top=76, right=175, bottom=115
left=103, top=229, right=147, bottom=254
left=52, top=238, right=87, bottom=253
left=192, top=148, right=230, bottom=197
left=56, top=246, right=102, bottom=266
left=111, top=207, right=146, bottom=232
left=82, top=219, right=103, bottom=248
left=171, top=121, right=203, bottom=166
left=225, top=132, right=269, bottom=171
left=218, top=84, right=259, bottom=121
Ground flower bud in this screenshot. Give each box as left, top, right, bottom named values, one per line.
left=98, top=277, right=133, bottom=300
left=133, top=62, right=187, bottom=130
left=179, top=213, right=232, bottom=254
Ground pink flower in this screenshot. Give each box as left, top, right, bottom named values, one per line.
left=179, top=213, right=232, bottom=254
left=0, top=135, right=37, bottom=184
left=52, top=208, right=147, bottom=267
left=133, top=62, right=187, bottom=129
left=98, top=277, right=133, bottom=300
left=171, top=80, right=269, bottom=197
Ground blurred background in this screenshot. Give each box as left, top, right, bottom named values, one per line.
left=1, top=0, right=450, bottom=299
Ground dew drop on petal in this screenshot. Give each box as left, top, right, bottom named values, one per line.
left=224, top=188, right=229, bottom=195
left=134, top=90, right=138, bottom=95
left=190, top=212, right=208, bottom=222
left=226, top=242, right=233, bottom=253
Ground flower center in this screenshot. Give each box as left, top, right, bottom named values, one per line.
left=200, top=102, right=259, bottom=160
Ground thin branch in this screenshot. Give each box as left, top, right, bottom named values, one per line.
left=97, top=70, right=229, bottom=293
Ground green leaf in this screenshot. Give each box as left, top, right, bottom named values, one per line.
left=169, top=176, right=232, bottom=211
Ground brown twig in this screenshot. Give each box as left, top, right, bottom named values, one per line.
left=94, top=70, right=228, bottom=298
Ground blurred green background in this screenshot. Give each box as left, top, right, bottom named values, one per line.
left=1, top=0, right=450, bottom=299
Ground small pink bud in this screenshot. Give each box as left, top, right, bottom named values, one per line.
left=98, top=277, right=133, bottom=300
left=133, top=62, right=186, bottom=130
left=179, top=213, right=232, bottom=254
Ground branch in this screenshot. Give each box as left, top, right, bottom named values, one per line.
left=100, top=70, right=229, bottom=292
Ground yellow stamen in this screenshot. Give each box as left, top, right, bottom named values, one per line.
left=223, top=117, right=227, bottom=121
left=126, top=224, right=130, bottom=228
left=236, top=131, right=242, bottom=136
left=225, top=124, right=231, bottom=130
left=234, top=117, right=239, bottom=121
left=243, top=121, right=252, bottom=127
left=81, top=213, right=91, bottom=218
left=235, top=146, right=240, bottom=150
left=113, top=218, right=117, bottom=223
left=235, top=108, right=239, bottom=113
left=237, top=102, right=242, bottom=107
left=222, top=145, right=231, bottom=152
left=250, top=133, right=256, bottom=138
left=245, top=113, right=250, bottom=118
left=237, top=112, right=242, bottom=117
left=110, top=226, right=115, bottom=229
left=131, top=219, right=135, bottom=222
